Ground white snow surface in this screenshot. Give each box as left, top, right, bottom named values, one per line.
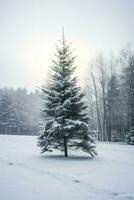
left=0, top=135, right=134, bottom=200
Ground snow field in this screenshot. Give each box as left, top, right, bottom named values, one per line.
left=0, top=135, right=134, bottom=200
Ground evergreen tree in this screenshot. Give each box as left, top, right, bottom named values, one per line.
left=38, top=32, right=97, bottom=157
left=0, top=91, right=17, bottom=134
left=120, top=48, right=134, bottom=129
left=107, top=74, right=120, bottom=141
left=127, top=126, right=134, bottom=145
left=126, top=55, right=134, bottom=127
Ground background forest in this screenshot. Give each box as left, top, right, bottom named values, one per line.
left=1, top=45, right=134, bottom=143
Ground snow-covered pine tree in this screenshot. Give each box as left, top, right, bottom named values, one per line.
left=38, top=31, right=97, bottom=157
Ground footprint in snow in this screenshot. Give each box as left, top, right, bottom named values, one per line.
left=8, top=162, right=13, bottom=165
left=73, top=179, right=80, bottom=183
left=109, top=192, right=118, bottom=196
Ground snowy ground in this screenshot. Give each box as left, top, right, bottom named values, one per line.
left=0, top=135, right=134, bottom=200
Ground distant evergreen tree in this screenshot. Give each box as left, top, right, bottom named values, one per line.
left=0, top=91, right=17, bottom=134
left=126, top=55, right=134, bottom=128
left=121, top=48, right=134, bottom=129
left=107, top=74, right=120, bottom=141
left=38, top=31, right=97, bottom=157
left=127, top=126, right=134, bottom=145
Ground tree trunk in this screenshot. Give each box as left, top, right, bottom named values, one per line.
left=91, top=72, right=102, bottom=141
left=64, top=137, right=68, bottom=157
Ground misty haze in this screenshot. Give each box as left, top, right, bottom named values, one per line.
left=0, top=0, right=134, bottom=200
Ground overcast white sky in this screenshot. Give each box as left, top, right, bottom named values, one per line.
left=0, top=0, right=134, bottom=91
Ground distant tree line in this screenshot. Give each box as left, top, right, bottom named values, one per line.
left=85, top=45, right=134, bottom=143
left=0, top=88, right=41, bottom=135
left=1, top=45, right=134, bottom=143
